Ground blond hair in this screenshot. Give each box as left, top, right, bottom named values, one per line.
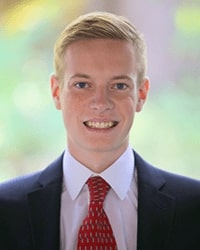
left=54, top=12, right=147, bottom=85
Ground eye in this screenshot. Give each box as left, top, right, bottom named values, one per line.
left=114, top=83, right=128, bottom=90
left=75, top=82, right=89, bottom=89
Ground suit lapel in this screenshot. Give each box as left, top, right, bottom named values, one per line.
left=27, top=154, right=63, bottom=250
left=135, top=152, right=176, bottom=250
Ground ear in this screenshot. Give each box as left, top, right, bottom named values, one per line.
left=136, top=77, right=150, bottom=112
left=50, top=74, right=62, bottom=110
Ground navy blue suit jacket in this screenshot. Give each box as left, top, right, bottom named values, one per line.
left=0, top=151, right=200, bottom=250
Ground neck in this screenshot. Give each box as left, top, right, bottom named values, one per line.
left=68, top=145, right=128, bottom=173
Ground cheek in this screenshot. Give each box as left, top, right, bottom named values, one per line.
left=61, top=94, right=84, bottom=120
left=122, top=97, right=137, bottom=122
left=122, top=95, right=137, bottom=112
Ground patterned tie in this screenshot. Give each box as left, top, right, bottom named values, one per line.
left=77, top=176, right=117, bottom=250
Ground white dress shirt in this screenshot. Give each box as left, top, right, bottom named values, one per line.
left=60, top=145, right=138, bottom=250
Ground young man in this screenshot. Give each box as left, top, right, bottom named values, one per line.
left=0, top=12, right=200, bottom=250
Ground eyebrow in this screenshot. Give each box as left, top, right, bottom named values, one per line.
left=69, top=73, right=90, bottom=80
left=69, top=73, right=135, bottom=81
left=111, top=75, right=134, bottom=81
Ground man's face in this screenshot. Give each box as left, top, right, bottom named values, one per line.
left=51, top=39, right=149, bottom=158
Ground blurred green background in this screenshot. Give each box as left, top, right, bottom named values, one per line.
left=0, top=0, right=200, bottom=181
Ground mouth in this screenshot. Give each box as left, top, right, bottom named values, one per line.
left=83, top=121, right=118, bottom=129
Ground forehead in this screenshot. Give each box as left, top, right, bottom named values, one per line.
left=65, top=38, right=135, bottom=56
left=63, top=39, right=137, bottom=74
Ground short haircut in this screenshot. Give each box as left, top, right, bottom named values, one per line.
left=53, top=12, right=147, bottom=85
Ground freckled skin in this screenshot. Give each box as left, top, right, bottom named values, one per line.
left=51, top=39, right=149, bottom=172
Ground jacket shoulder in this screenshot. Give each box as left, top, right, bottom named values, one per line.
left=134, top=150, right=200, bottom=197
left=0, top=153, right=63, bottom=202
left=0, top=171, right=42, bottom=201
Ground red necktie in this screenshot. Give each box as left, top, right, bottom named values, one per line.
left=77, top=176, right=117, bottom=249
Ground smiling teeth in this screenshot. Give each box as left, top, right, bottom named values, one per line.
left=85, top=121, right=116, bottom=129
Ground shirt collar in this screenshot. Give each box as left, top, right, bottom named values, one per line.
left=63, top=146, right=134, bottom=200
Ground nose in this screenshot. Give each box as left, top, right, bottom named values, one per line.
left=89, top=87, right=114, bottom=112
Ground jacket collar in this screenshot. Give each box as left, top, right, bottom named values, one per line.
left=135, top=151, right=175, bottom=250
left=27, top=154, right=63, bottom=250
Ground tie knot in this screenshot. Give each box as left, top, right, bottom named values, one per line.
left=87, top=176, right=110, bottom=203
